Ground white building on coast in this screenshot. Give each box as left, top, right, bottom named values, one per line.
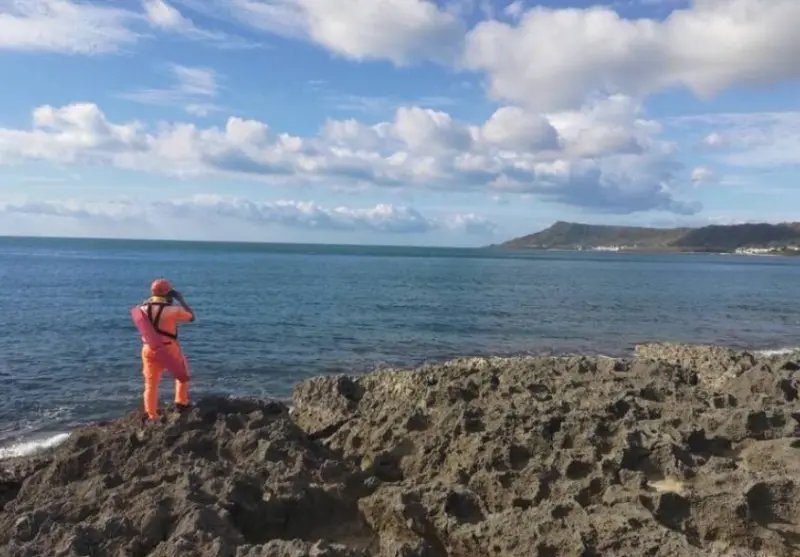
left=734, top=245, right=800, bottom=255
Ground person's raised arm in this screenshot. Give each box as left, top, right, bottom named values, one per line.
left=171, top=290, right=196, bottom=322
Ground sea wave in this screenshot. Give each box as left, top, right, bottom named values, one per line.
left=0, top=432, right=71, bottom=461
left=754, top=346, right=800, bottom=357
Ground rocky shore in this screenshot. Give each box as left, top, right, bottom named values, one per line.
left=1, top=343, right=799, bottom=557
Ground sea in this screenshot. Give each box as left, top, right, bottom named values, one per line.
left=1, top=236, right=799, bottom=460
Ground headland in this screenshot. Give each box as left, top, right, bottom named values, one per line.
left=496, top=221, right=800, bottom=255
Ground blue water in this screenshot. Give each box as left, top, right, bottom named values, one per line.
left=1, top=236, right=799, bottom=449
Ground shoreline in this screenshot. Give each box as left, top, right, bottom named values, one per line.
left=1, top=341, right=798, bottom=462
left=2, top=341, right=799, bottom=556
left=7, top=234, right=800, bottom=258
left=495, top=246, right=800, bottom=257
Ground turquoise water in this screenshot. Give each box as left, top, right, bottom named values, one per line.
left=1, top=236, right=799, bottom=450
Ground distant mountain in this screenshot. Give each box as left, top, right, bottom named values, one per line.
left=497, top=221, right=800, bottom=253
left=672, top=223, right=800, bottom=252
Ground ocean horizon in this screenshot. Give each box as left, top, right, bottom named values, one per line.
left=0, top=234, right=499, bottom=251
left=1, top=235, right=799, bottom=459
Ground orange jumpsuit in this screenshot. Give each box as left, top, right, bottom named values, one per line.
left=140, top=300, right=193, bottom=420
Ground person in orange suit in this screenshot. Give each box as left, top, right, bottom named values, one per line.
left=140, top=278, right=196, bottom=420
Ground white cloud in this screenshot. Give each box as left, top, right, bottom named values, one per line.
left=142, top=0, right=261, bottom=49
left=0, top=0, right=259, bottom=55
left=0, top=103, right=146, bottom=165
left=143, top=0, right=191, bottom=30
left=392, top=106, right=472, bottom=154
left=323, top=93, right=460, bottom=115
left=299, top=0, right=465, bottom=65
left=503, top=1, right=524, bottom=20
left=0, top=97, right=700, bottom=215
left=547, top=94, right=661, bottom=158
left=0, top=195, right=496, bottom=236
left=223, top=0, right=307, bottom=37
left=0, top=0, right=141, bottom=54
left=463, top=0, right=800, bottom=111
left=215, top=0, right=465, bottom=65
left=443, top=212, right=497, bottom=235
left=10, top=0, right=798, bottom=119
left=119, top=64, right=222, bottom=116
left=690, top=166, right=716, bottom=184
left=615, top=0, right=690, bottom=7
left=2, top=199, right=141, bottom=223
left=6, top=0, right=800, bottom=123
left=172, top=65, right=218, bottom=96
left=677, top=110, right=800, bottom=168
left=703, top=132, right=725, bottom=147
left=480, top=106, right=559, bottom=152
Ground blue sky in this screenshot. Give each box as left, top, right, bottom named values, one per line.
left=0, top=0, right=798, bottom=246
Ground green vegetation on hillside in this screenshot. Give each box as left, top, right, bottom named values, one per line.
left=500, top=221, right=688, bottom=250
left=498, top=221, right=800, bottom=254
left=673, top=223, right=800, bottom=252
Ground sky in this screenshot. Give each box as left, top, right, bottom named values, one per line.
left=0, top=0, right=798, bottom=247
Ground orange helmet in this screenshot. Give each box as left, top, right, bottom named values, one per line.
left=150, top=278, right=172, bottom=296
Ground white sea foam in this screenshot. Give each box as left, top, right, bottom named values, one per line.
left=0, top=432, right=70, bottom=460
left=755, top=347, right=800, bottom=357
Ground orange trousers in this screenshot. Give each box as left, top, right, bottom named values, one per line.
left=141, top=343, right=189, bottom=420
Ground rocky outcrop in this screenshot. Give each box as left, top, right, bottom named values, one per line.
left=0, top=397, right=378, bottom=557
left=2, top=345, right=799, bottom=557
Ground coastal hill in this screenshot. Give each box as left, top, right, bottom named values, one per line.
left=498, top=221, right=800, bottom=253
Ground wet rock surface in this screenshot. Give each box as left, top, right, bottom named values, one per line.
left=2, top=344, right=800, bottom=556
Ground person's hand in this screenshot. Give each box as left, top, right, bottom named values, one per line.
left=172, top=289, right=194, bottom=320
